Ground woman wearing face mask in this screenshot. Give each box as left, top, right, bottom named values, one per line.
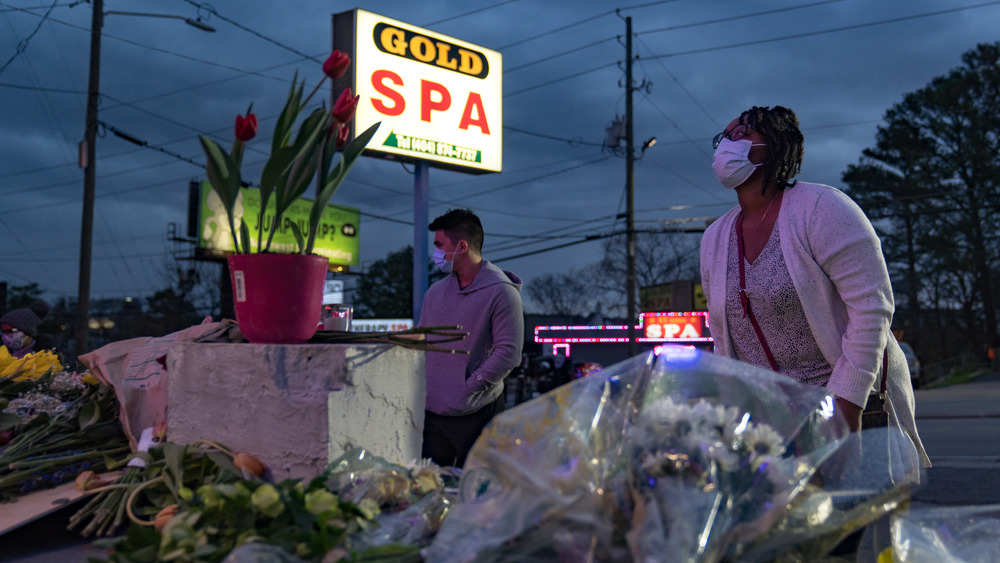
left=699, top=106, right=930, bottom=480
left=1, top=299, right=55, bottom=359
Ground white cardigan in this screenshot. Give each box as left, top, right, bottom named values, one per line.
left=700, top=182, right=930, bottom=470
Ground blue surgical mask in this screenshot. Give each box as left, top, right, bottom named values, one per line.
left=432, top=248, right=456, bottom=273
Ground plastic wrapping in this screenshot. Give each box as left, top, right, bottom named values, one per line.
left=324, top=448, right=459, bottom=550
left=891, top=504, right=1000, bottom=562
left=424, top=346, right=922, bottom=562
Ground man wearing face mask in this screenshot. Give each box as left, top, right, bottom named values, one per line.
left=417, top=208, right=524, bottom=468
left=699, top=105, right=929, bottom=474
left=1, top=299, right=55, bottom=359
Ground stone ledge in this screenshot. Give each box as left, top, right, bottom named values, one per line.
left=166, top=342, right=425, bottom=481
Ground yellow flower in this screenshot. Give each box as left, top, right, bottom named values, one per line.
left=81, top=371, right=101, bottom=386
left=0, top=349, right=63, bottom=382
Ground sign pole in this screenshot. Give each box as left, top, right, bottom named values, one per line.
left=413, top=162, right=429, bottom=323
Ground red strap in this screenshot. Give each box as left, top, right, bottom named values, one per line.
left=737, top=214, right=779, bottom=371
left=737, top=213, right=891, bottom=392
left=879, top=348, right=888, bottom=398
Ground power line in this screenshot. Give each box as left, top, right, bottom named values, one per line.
left=636, top=0, right=844, bottom=36
left=497, top=0, right=678, bottom=50
left=175, top=0, right=317, bottom=62
left=641, top=1, right=1000, bottom=61
left=422, top=0, right=521, bottom=26
left=0, top=0, right=58, bottom=75
left=0, top=81, right=83, bottom=93
left=100, top=121, right=204, bottom=167
left=504, top=125, right=604, bottom=147
left=507, top=60, right=618, bottom=96
left=507, top=37, right=615, bottom=73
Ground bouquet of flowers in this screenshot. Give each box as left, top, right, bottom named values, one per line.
left=424, top=346, right=915, bottom=562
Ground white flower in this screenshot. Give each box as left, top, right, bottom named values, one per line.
left=742, top=422, right=785, bottom=458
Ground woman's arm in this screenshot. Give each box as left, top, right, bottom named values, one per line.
left=808, top=189, right=892, bottom=408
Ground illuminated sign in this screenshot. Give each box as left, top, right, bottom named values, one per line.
left=196, top=181, right=360, bottom=267
left=534, top=324, right=633, bottom=344
left=351, top=318, right=414, bottom=333
left=333, top=9, right=502, bottom=174
left=638, top=311, right=712, bottom=343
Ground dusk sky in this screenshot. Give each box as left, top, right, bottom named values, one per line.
left=2, top=0, right=998, bottom=314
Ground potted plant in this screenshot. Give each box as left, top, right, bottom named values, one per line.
left=200, top=51, right=379, bottom=344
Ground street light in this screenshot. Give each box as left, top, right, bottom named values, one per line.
left=75, top=1, right=215, bottom=357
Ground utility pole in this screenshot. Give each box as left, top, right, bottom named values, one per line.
left=76, top=0, right=103, bottom=357
left=624, top=16, right=637, bottom=357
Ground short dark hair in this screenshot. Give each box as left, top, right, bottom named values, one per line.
left=741, top=105, right=803, bottom=193
left=428, top=208, right=484, bottom=253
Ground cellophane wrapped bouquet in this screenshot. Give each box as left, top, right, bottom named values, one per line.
left=424, top=346, right=919, bottom=562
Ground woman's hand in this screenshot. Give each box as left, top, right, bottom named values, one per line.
left=836, top=396, right=863, bottom=432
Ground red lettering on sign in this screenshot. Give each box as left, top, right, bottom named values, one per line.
left=370, top=70, right=405, bottom=117
left=458, top=92, right=490, bottom=134
left=420, top=80, right=451, bottom=122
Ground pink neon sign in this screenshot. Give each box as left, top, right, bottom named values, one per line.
left=533, top=313, right=713, bottom=345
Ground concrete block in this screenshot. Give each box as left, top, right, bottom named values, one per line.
left=166, top=342, right=424, bottom=481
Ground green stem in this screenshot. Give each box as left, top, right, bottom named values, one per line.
left=301, top=75, right=329, bottom=109
left=7, top=445, right=130, bottom=470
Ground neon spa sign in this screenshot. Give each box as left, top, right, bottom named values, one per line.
left=534, top=311, right=712, bottom=346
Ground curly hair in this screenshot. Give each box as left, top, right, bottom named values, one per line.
left=740, top=106, right=804, bottom=193
left=428, top=208, right=484, bottom=253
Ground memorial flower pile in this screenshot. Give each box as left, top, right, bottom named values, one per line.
left=423, top=348, right=890, bottom=562
left=622, top=397, right=803, bottom=561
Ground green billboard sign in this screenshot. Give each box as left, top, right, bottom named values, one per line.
left=196, top=181, right=361, bottom=266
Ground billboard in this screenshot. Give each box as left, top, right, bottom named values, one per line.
left=333, top=9, right=502, bottom=174
left=195, top=181, right=361, bottom=267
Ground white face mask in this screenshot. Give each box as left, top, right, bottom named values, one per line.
left=3, top=331, right=29, bottom=351
left=432, top=248, right=457, bottom=273
left=712, top=138, right=766, bottom=189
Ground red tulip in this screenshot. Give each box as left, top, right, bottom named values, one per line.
left=322, top=50, right=351, bottom=80
left=335, top=123, right=350, bottom=148
left=332, top=88, right=359, bottom=124
left=235, top=112, right=257, bottom=142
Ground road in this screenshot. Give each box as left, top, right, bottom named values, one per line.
left=909, top=373, right=1000, bottom=507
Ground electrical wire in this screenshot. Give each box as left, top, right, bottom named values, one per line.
left=422, top=0, right=521, bottom=26
left=0, top=0, right=57, bottom=75
left=636, top=0, right=844, bottom=36
left=175, top=0, right=318, bottom=62
left=641, top=1, right=1000, bottom=61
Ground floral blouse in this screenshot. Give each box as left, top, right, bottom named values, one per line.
left=725, top=223, right=832, bottom=386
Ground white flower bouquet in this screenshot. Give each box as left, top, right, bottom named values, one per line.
left=424, top=346, right=917, bottom=562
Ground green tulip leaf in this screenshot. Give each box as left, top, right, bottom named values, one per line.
left=306, top=121, right=380, bottom=254
left=77, top=399, right=100, bottom=430
left=272, top=72, right=304, bottom=153
left=290, top=221, right=305, bottom=253
left=239, top=222, right=252, bottom=254
left=199, top=135, right=242, bottom=252
left=162, top=443, right=188, bottom=488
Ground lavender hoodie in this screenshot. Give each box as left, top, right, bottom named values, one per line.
left=418, top=259, right=524, bottom=416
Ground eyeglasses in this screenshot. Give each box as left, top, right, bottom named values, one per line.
left=713, top=123, right=752, bottom=149
left=1, top=328, right=19, bottom=335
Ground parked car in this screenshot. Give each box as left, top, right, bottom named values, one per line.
left=898, top=342, right=921, bottom=386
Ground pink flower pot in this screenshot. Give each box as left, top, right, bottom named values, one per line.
left=228, top=254, right=329, bottom=344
